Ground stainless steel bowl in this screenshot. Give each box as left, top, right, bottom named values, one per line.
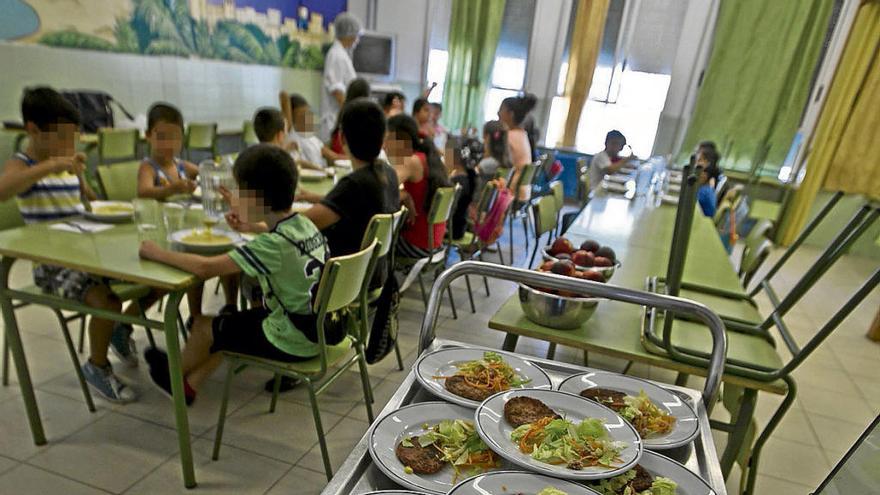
left=541, top=247, right=622, bottom=281
left=518, top=284, right=600, bottom=330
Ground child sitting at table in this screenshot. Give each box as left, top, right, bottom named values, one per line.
left=0, top=87, right=145, bottom=403
left=137, top=103, right=198, bottom=200
left=137, top=103, right=239, bottom=339
left=283, top=94, right=345, bottom=169
left=139, top=144, right=327, bottom=404
left=477, top=120, right=511, bottom=183
left=696, top=166, right=717, bottom=218
left=589, top=130, right=633, bottom=191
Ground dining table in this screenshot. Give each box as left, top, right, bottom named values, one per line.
left=487, top=192, right=788, bottom=487
left=0, top=174, right=337, bottom=488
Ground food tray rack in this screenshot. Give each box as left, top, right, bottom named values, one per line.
left=322, top=262, right=728, bottom=495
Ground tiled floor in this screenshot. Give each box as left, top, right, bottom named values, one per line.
left=0, top=221, right=877, bottom=495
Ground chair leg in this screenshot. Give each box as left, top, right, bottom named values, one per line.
left=529, top=242, right=539, bottom=268
left=269, top=373, right=282, bottom=413
left=477, top=251, right=491, bottom=296
left=356, top=348, right=375, bottom=423
left=2, top=336, right=9, bottom=386
left=497, top=242, right=505, bottom=265
left=464, top=275, right=476, bottom=313
left=447, top=286, right=458, bottom=320
left=53, top=310, right=95, bottom=412
left=177, top=314, right=188, bottom=343
left=393, top=341, right=404, bottom=371
left=521, top=216, right=530, bottom=266
left=508, top=214, right=514, bottom=264
left=621, top=360, right=633, bottom=374
left=212, top=361, right=236, bottom=460
left=157, top=296, right=163, bottom=313
left=417, top=273, right=428, bottom=308
left=213, top=278, right=221, bottom=295
left=545, top=343, right=557, bottom=360
left=77, top=315, right=86, bottom=353
left=307, top=380, right=333, bottom=480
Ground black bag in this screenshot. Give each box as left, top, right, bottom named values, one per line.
left=60, top=91, right=134, bottom=133
left=365, top=271, right=400, bottom=364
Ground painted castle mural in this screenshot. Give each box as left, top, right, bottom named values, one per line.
left=0, top=0, right=348, bottom=70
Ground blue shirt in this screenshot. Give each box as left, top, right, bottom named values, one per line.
left=697, top=184, right=717, bottom=217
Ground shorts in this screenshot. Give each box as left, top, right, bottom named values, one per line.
left=33, top=265, right=102, bottom=302
left=210, top=308, right=309, bottom=362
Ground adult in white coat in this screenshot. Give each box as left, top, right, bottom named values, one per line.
left=320, top=12, right=361, bottom=141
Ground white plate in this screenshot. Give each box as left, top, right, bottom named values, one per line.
left=414, top=348, right=552, bottom=409
left=606, top=174, right=632, bottom=184
left=361, top=492, right=430, bottom=495
left=299, top=169, right=328, bottom=181
left=79, top=201, right=133, bottom=223
left=449, top=470, right=601, bottom=495
left=170, top=228, right=241, bottom=254
left=369, top=402, right=509, bottom=495
left=585, top=450, right=717, bottom=495
left=557, top=371, right=699, bottom=450
left=475, top=389, right=642, bottom=481
left=602, top=181, right=630, bottom=194
left=660, top=194, right=679, bottom=205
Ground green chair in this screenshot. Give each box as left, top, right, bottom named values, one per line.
left=738, top=220, right=773, bottom=287
left=550, top=180, right=564, bottom=237
left=96, top=160, right=141, bottom=201
left=506, top=162, right=541, bottom=265
left=97, top=128, right=139, bottom=164
left=359, top=208, right=407, bottom=370
left=396, top=185, right=460, bottom=317
left=575, top=156, right=590, bottom=203
left=184, top=122, right=217, bottom=160
left=241, top=120, right=258, bottom=149
left=212, top=240, right=381, bottom=480
left=527, top=194, right=560, bottom=267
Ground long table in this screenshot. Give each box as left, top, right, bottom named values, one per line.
left=488, top=193, right=787, bottom=487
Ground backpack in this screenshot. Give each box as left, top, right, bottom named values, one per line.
left=60, top=91, right=134, bottom=133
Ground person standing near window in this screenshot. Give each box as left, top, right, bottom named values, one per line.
left=320, top=12, right=362, bottom=142
left=498, top=93, right=537, bottom=200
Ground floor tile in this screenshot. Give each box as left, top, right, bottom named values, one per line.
left=0, top=390, right=103, bottom=460
left=348, top=378, right=406, bottom=423
left=850, top=374, right=880, bottom=410
left=277, top=369, right=366, bottom=418
left=0, top=454, right=18, bottom=475
left=203, top=396, right=343, bottom=464
left=807, top=413, right=872, bottom=453
left=296, top=417, right=370, bottom=473
left=125, top=438, right=290, bottom=495
left=757, top=437, right=831, bottom=488
left=28, top=411, right=180, bottom=493
left=791, top=364, right=860, bottom=395
left=743, top=473, right=817, bottom=495
left=0, top=464, right=110, bottom=495
left=265, top=465, right=329, bottom=495
left=796, top=385, right=875, bottom=425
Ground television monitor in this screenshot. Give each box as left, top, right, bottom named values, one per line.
left=352, top=31, right=396, bottom=80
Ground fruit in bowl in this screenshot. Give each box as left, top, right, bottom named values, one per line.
left=542, top=237, right=621, bottom=281
left=519, top=265, right=603, bottom=329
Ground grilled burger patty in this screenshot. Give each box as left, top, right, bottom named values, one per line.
left=503, top=396, right=560, bottom=428
left=445, top=375, right=496, bottom=402
left=629, top=464, right=655, bottom=492
left=580, top=387, right=628, bottom=411
left=395, top=439, right=445, bottom=474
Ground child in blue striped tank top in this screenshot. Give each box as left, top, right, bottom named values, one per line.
left=0, top=87, right=148, bottom=404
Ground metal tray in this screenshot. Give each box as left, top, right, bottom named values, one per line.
left=321, top=339, right=727, bottom=495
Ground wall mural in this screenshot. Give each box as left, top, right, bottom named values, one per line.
left=0, top=0, right=348, bottom=70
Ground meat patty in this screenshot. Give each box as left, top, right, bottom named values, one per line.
left=395, top=439, right=445, bottom=474
left=504, top=396, right=560, bottom=428
left=445, top=375, right=495, bottom=402
left=629, top=464, right=654, bottom=492
left=580, top=387, right=627, bottom=411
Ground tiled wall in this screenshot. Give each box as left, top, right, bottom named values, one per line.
left=0, top=43, right=322, bottom=132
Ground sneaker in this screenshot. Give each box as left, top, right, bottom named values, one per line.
left=263, top=375, right=301, bottom=394
left=144, top=348, right=196, bottom=406
left=82, top=360, right=138, bottom=404
left=109, top=322, right=138, bottom=368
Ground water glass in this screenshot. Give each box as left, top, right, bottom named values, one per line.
left=133, top=198, right=162, bottom=241
left=163, top=203, right=185, bottom=236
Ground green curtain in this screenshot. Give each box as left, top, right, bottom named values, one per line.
left=442, top=0, right=506, bottom=130
left=679, top=0, right=833, bottom=176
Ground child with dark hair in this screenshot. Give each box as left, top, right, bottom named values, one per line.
left=385, top=114, right=452, bottom=258
left=412, top=98, right=433, bottom=138
left=478, top=120, right=510, bottom=182
left=137, top=103, right=198, bottom=200
left=281, top=94, right=344, bottom=170
left=382, top=91, right=406, bottom=118
left=696, top=166, right=717, bottom=218
left=589, top=129, right=633, bottom=191
left=449, top=137, right=481, bottom=240
left=696, top=144, right=722, bottom=188
left=0, top=87, right=146, bottom=403
left=498, top=93, right=538, bottom=199
left=139, top=144, right=327, bottom=404
left=326, top=78, right=372, bottom=156
left=252, top=107, right=286, bottom=145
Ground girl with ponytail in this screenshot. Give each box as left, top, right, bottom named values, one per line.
left=385, top=113, right=452, bottom=258
left=498, top=93, right=538, bottom=200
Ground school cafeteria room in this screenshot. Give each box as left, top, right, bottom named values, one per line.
left=0, top=0, right=878, bottom=494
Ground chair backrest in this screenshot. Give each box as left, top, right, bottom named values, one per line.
left=0, top=130, right=25, bottom=165
left=241, top=120, right=259, bottom=148
left=360, top=208, right=405, bottom=258
left=713, top=201, right=731, bottom=228
left=427, top=185, right=458, bottom=225
left=0, top=198, right=24, bottom=231
left=314, top=239, right=379, bottom=315
left=740, top=238, right=772, bottom=286
left=550, top=180, right=564, bottom=211
left=185, top=123, right=217, bottom=155
left=532, top=194, right=558, bottom=238
left=745, top=219, right=773, bottom=246
left=515, top=162, right=540, bottom=191
left=97, top=161, right=141, bottom=201
left=98, top=128, right=139, bottom=164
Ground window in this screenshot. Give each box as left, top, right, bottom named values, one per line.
left=425, top=0, right=452, bottom=103
left=483, top=0, right=536, bottom=122
left=545, top=0, right=685, bottom=157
